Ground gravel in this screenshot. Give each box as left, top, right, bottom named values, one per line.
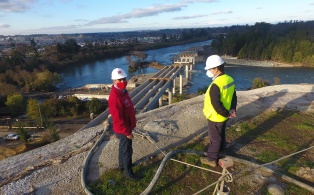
left=0, top=84, right=313, bottom=195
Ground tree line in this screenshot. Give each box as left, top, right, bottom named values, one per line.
left=4, top=93, right=106, bottom=124
left=210, top=21, right=314, bottom=66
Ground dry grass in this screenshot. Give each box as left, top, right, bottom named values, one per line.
left=0, top=144, right=27, bottom=160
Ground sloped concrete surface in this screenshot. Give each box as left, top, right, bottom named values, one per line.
left=0, top=84, right=313, bottom=194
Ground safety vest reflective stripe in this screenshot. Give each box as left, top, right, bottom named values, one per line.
left=203, top=74, right=235, bottom=122
left=223, top=81, right=235, bottom=90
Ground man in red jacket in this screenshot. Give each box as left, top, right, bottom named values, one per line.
left=108, top=68, right=140, bottom=180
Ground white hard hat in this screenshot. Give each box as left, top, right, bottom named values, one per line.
left=111, top=68, right=127, bottom=80
left=204, top=55, right=224, bottom=70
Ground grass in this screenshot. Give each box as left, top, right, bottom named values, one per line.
left=255, top=150, right=279, bottom=164
left=294, top=122, right=314, bottom=131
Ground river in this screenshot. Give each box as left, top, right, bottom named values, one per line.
left=59, top=40, right=314, bottom=94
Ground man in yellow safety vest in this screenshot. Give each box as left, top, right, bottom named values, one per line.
left=200, top=55, right=237, bottom=167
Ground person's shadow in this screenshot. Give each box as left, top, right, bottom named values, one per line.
left=228, top=87, right=314, bottom=164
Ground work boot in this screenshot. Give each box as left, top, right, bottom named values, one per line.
left=125, top=174, right=142, bottom=181
left=200, top=157, right=217, bottom=167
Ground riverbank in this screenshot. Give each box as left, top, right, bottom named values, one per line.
left=223, top=56, right=303, bottom=67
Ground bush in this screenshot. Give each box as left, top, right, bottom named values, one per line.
left=17, top=127, right=30, bottom=143
left=252, top=77, right=270, bottom=89
left=86, top=98, right=106, bottom=114
left=171, top=94, right=197, bottom=103
left=41, top=127, right=60, bottom=143
left=5, top=93, right=27, bottom=117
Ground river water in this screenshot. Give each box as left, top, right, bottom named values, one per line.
left=59, top=40, right=314, bottom=93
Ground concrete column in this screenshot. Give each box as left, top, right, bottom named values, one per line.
left=180, top=74, right=183, bottom=95
left=168, top=89, right=172, bottom=105
left=172, top=77, right=176, bottom=94
left=159, top=88, right=163, bottom=107
left=185, top=65, right=189, bottom=79
left=159, top=97, right=162, bottom=107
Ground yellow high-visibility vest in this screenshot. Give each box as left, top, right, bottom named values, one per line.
left=203, top=74, right=235, bottom=122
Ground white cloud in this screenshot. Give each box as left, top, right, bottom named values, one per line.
left=86, top=4, right=185, bottom=25
left=173, top=14, right=207, bottom=20
left=182, top=0, right=217, bottom=3
left=0, top=24, right=10, bottom=28
left=0, top=0, right=36, bottom=12
left=74, top=19, right=88, bottom=22
left=37, top=24, right=81, bottom=31
left=211, top=10, right=233, bottom=15
left=86, top=0, right=219, bottom=26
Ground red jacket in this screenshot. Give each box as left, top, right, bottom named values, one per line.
left=108, top=85, right=136, bottom=136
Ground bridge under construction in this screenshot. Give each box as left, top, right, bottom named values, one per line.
left=82, top=63, right=195, bottom=130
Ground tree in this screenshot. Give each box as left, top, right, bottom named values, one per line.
left=9, top=50, right=25, bottom=66
left=86, top=98, right=104, bottom=114
left=67, top=96, right=84, bottom=116
left=33, top=70, right=62, bottom=91
left=0, top=82, right=18, bottom=96
left=5, top=93, right=26, bottom=117
left=17, top=127, right=30, bottom=143
left=26, top=98, right=40, bottom=119
left=162, top=33, right=167, bottom=42
left=41, top=98, right=59, bottom=117
left=57, top=39, right=80, bottom=54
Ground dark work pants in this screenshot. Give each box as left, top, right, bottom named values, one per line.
left=116, top=134, right=133, bottom=177
left=207, top=120, right=226, bottom=161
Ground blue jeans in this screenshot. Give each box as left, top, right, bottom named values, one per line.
left=207, top=120, right=226, bottom=161
left=116, top=133, right=133, bottom=177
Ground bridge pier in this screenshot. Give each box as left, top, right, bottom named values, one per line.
left=185, top=65, right=189, bottom=79
left=172, top=73, right=176, bottom=94
left=159, top=88, right=163, bottom=107
left=179, top=74, right=183, bottom=95
left=168, top=89, right=173, bottom=105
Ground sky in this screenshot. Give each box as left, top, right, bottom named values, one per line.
left=0, top=0, right=313, bottom=36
